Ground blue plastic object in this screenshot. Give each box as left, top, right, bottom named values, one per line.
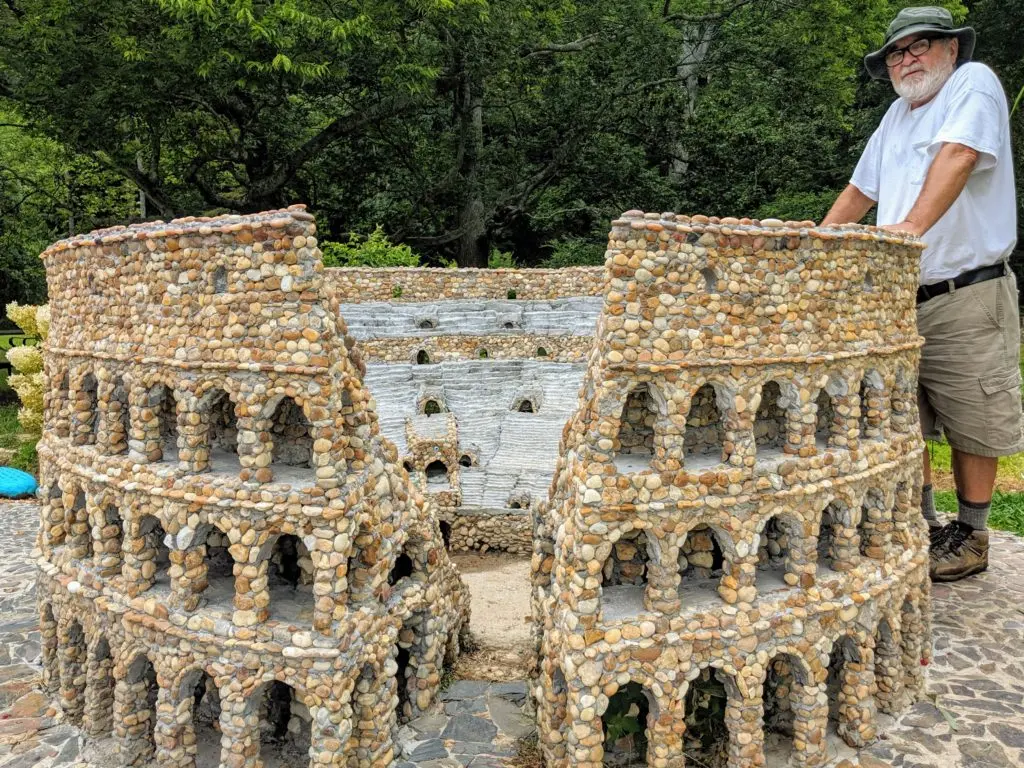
left=0, top=467, right=37, bottom=498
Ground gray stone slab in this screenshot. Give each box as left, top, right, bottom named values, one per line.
left=408, top=739, right=449, bottom=762
left=439, top=681, right=490, bottom=702
left=487, top=693, right=535, bottom=740
left=440, top=715, right=498, bottom=744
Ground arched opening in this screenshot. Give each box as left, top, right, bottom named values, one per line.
left=859, top=372, right=886, bottom=441
left=257, top=681, right=311, bottom=766
left=679, top=525, right=726, bottom=604
left=600, top=530, right=650, bottom=619
left=754, top=380, right=788, bottom=456
left=502, top=321, right=515, bottom=329
left=267, top=534, right=314, bottom=624
left=458, top=454, right=473, bottom=467
left=418, top=318, right=436, bottom=330
left=122, top=655, right=159, bottom=761
left=402, top=460, right=414, bottom=473
left=201, top=527, right=235, bottom=607
left=548, top=667, right=568, bottom=734
left=212, top=265, right=227, bottom=293
left=139, top=515, right=171, bottom=590
left=183, top=670, right=222, bottom=768
left=394, top=645, right=412, bottom=723
left=202, top=388, right=240, bottom=473
left=108, top=376, right=131, bottom=455
left=74, top=372, right=99, bottom=445
left=859, top=489, right=888, bottom=563
left=613, top=385, right=658, bottom=473
left=148, top=383, right=179, bottom=462
left=700, top=266, right=720, bottom=292
left=425, top=461, right=449, bottom=488
left=416, top=349, right=430, bottom=365
left=683, top=668, right=730, bottom=765
left=756, top=516, right=800, bottom=594
left=478, top=348, right=489, bottom=359
left=388, top=552, right=414, bottom=587
left=762, top=655, right=803, bottom=762
left=684, top=384, right=727, bottom=469
left=817, top=504, right=841, bottom=573
left=87, top=636, right=115, bottom=737
left=439, top=521, right=452, bottom=550
left=268, top=397, right=313, bottom=469
left=602, top=681, right=651, bottom=766
left=814, top=388, right=837, bottom=451
left=536, top=347, right=548, bottom=357
left=517, top=399, right=535, bottom=413
left=61, top=620, right=87, bottom=724
left=423, top=399, right=442, bottom=415
left=96, top=504, right=124, bottom=575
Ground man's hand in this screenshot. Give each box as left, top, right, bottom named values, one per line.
left=879, top=220, right=925, bottom=237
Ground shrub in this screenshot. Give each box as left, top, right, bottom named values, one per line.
left=539, top=237, right=605, bottom=268
left=320, top=227, right=420, bottom=268
left=489, top=248, right=516, bottom=269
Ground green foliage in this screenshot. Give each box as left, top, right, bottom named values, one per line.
left=319, top=227, right=420, bottom=268
left=391, top=284, right=404, bottom=299
left=603, top=682, right=647, bottom=750
left=539, top=237, right=605, bottom=268
left=488, top=248, right=516, bottom=269
left=934, top=490, right=1024, bottom=537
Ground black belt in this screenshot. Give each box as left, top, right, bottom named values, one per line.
left=916, top=262, right=1008, bottom=304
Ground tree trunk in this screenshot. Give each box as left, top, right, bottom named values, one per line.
left=669, top=22, right=713, bottom=182
left=454, top=55, right=488, bottom=268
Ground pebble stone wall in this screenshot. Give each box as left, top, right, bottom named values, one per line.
left=532, top=212, right=932, bottom=768
left=34, top=206, right=471, bottom=768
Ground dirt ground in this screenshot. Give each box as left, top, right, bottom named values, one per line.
left=450, top=551, right=535, bottom=680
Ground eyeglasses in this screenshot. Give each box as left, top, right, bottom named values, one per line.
left=885, top=36, right=940, bottom=68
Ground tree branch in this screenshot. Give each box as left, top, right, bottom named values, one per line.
left=663, top=0, right=759, bottom=24
left=523, top=33, right=603, bottom=58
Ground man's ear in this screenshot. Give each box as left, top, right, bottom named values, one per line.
left=949, top=37, right=959, bottom=60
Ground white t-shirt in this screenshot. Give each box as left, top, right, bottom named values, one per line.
left=850, top=62, right=1017, bottom=285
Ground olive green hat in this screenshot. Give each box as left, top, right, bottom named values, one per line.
left=864, top=6, right=975, bottom=81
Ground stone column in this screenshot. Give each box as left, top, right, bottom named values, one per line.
left=177, top=395, right=207, bottom=473
left=873, top=618, right=904, bottom=715
left=58, top=622, right=87, bottom=725
left=39, top=602, right=60, bottom=695
left=564, top=681, right=603, bottom=767
left=169, top=530, right=208, bottom=612
left=113, top=668, right=158, bottom=766
left=83, top=639, right=116, bottom=738
left=310, top=700, right=352, bottom=768
left=217, top=696, right=262, bottom=768
left=645, top=692, right=686, bottom=768
left=644, top=536, right=680, bottom=614
left=725, top=674, right=766, bottom=768
left=232, top=548, right=269, bottom=627
left=347, top=664, right=391, bottom=768
left=789, top=679, right=829, bottom=768
left=900, top=596, right=926, bottom=702
left=833, top=638, right=877, bottom=748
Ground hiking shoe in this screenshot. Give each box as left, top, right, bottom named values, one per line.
left=929, top=521, right=989, bottom=582
left=927, top=519, right=947, bottom=547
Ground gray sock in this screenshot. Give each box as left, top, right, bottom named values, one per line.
left=957, top=495, right=990, bottom=531
left=921, top=484, right=939, bottom=523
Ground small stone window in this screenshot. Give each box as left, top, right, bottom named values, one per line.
left=754, top=381, right=788, bottom=453
left=763, top=655, right=800, bottom=748
left=267, top=534, right=314, bottom=624
left=458, top=454, right=473, bottom=468
left=423, top=399, right=442, bottom=415
left=478, top=348, right=489, bottom=359
left=425, top=461, right=449, bottom=486
left=212, top=265, right=228, bottom=293
left=388, top=552, right=414, bottom=586
left=199, top=388, right=239, bottom=472
left=814, top=388, right=837, bottom=450
left=418, top=318, right=437, bottom=330
left=507, top=289, right=517, bottom=299
left=403, top=460, right=414, bottom=472
left=123, top=655, right=159, bottom=760
left=602, top=530, right=649, bottom=588
left=817, top=504, right=842, bottom=572
left=268, top=397, right=313, bottom=468
left=679, top=525, right=725, bottom=586
left=439, top=521, right=452, bottom=549
left=700, top=266, right=720, bottom=292
left=138, top=515, right=171, bottom=589
left=536, top=347, right=548, bottom=357
left=756, top=516, right=800, bottom=594
left=416, top=350, right=431, bottom=365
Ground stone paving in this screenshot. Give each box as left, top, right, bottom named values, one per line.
left=0, top=499, right=1022, bottom=767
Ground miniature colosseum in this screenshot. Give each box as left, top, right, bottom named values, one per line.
left=532, top=212, right=932, bottom=768
left=34, top=206, right=470, bottom=768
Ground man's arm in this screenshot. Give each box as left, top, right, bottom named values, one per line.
left=821, top=184, right=876, bottom=226
left=879, top=142, right=980, bottom=237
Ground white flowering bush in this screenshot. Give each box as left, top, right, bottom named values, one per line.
left=5, top=301, right=48, bottom=436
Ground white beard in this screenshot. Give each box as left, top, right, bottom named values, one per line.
left=893, top=57, right=955, bottom=103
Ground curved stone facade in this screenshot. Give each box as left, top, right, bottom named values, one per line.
left=532, top=212, right=932, bottom=767
left=35, top=206, right=470, bottom=768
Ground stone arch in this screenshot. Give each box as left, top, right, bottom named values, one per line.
left=263, top=394, right=314, bottom=470
left=600, top=679, right=659, bottom=766
left=84, top=634, right=116, bottom=737
left=816, top=499, right=857, bottom=574
left=439, top=520, right=452, bottom=550
left=422, top=398, right=443, bottom=415
left=599, top=527, right=651, bottom=615
left=762, top=651, right=827, bottom=767
left=425, top=460, right=450, bottom=488
left=824, top=633, right=876, bottom=748
left=174, top=666, right=223, bottom=768
left=263, top=532, right=315, bottom=623
left=416, top=349, right=431, bottom=365
left=683, top=381, right=730, bottom=468
left=251, top=679, right=312, bottom=766
left=813, top=375, right=845, bottom=451
left=859, top=369, right=887, bottom=441
left=612, top=382, right=666, bottom=472
left=511, top=387, right=544, bottom=414
left=753, top=378, right=800, bottom=455
left=755, top=512, right=804, bottom=594
left=114, top=652, right=160, bottom=765
left=193, top=383, right=240, bottom=473
left=140, top=380, right=180, bottom=463
left=392, top=611, right=433, bottom=724
left=71, top=369, right=100, bottom=446
left=678, top=522, right=729, bottom=600
left=681, top=665, right=735, bottom=767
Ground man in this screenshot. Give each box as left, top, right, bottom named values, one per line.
left=822, top=6, right=1022, bottom=582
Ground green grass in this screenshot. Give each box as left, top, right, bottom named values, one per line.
left=935, top=490, right=1024, bottom=537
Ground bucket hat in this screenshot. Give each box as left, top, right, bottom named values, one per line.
left=864, top=6, right=975, bottom=81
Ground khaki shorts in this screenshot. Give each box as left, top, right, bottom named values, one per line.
left=916, top=270, right=1024, bottom=457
